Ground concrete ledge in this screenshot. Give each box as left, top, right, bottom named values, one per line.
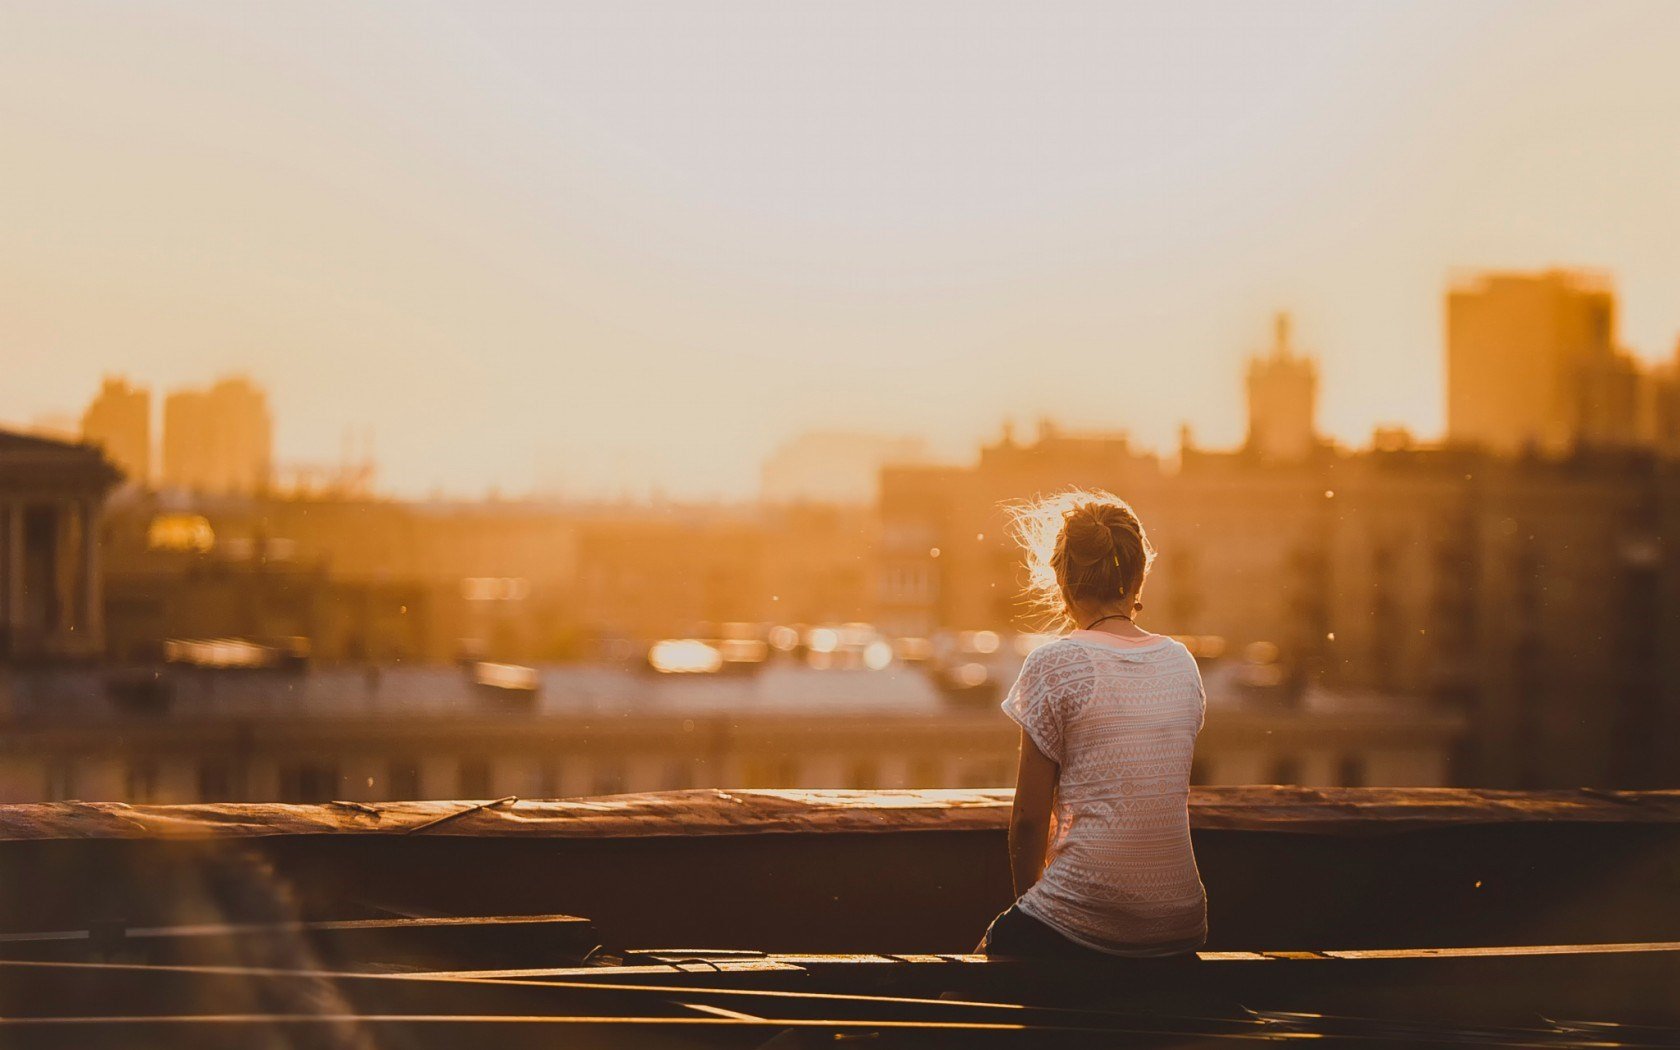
left=2, top=786, right=1677, bottom=841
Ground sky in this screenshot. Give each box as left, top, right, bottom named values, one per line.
left=3, top=0, right=1680, bottom=499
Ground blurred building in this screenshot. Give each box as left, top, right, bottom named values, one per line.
left=100, top=500, right=430, bottom=666
left=80, top=377, right=151, bottom=486
left=102, top=492, right=568, bottom=665
left=0, top=651, right=1461, bottom=805
left=877, top=308, right=1680, bottom=790
left=97, top=489, right=882, bottom=666
left=759, top=502, right=877, bottom=626
left=264, top=497, right=770, bottom=659
left=65, top=280, right=1680, bottom=794
left=760, top=430, right=928, bottom=505
left=162, top=376, right=272, bottom=494
left=1245, top=312, right=1321, bottom=462
left=0, top=430, right=121, bottom=662
left=875, top=463, right=967, bottom=638
left=1446, top=270, right=1646, bottom=454
left=1648, top=339, right=1680, bottom=456
left=573, top=510, right=764, bottom=644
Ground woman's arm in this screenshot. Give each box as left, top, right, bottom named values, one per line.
left=1008, top=728, right=1059, bottom=897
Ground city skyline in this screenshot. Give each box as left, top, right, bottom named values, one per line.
left=5, top=2, right=1680, bottom=498
left=24, top=269, right=1680, bottom=502
left=2, top=7, right=1679, bottom=1032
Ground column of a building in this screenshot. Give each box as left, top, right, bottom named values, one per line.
left=80, top=498, right=103, bottom=655
left=48, top=499, right=78, bottom=654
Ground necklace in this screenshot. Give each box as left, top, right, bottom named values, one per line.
left=1083, top=612, right=1133, bottom=630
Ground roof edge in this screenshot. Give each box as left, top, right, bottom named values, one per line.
left=0, top=786, right=1677, bottom=843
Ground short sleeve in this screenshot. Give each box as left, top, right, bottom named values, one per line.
left=1001, top=649, right=1063, bottom=764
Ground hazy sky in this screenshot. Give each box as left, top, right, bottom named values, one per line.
left=4, top=1, right=1680, bottom=498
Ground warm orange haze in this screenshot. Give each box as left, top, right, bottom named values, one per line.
left=8, top=280, right=1679, bottom=799
left=2, top=2, right=1680, bottom=1044
left=8, top=2, right=1680, bottom=498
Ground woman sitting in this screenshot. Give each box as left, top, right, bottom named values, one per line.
left=978, top=490, right=1208, bottom=959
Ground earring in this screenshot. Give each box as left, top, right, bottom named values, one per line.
left=1133, top=601, right=1143, bottom=613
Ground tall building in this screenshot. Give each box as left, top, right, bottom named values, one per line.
left=80, top=377, right=151, bottom=486
left=162, top=377, right=273, bottom=494
left=874, top=292, right=1680, bottom=790
left=1446, top=270, right=1647, bottom=454
left=1644, top=338, right=1680, bottom=456
left=1245, top=313, right=1320, bottom=462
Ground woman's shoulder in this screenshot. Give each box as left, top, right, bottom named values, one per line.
left=1022, top=633, right=1195, bottom=659
left=1055, top=631, right=1187, bottom=657
left=1014, top=638, right=1096, bottom=681
left=1022, top=636, right=1098, bottom=662
left=1160, top=635, right=1197, bottom=659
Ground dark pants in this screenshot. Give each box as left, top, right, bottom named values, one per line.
left=977, top=903, right=1202, bottom=961
left=977, top=904, right=1114, bottom=960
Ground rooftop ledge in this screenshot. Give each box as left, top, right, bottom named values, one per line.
left=1, top=786, right=1679, bottom=957
left=4, top=785, right=1679, bottom=841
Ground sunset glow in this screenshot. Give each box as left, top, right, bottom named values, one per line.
left=5, top=2, right=1680, bottom=497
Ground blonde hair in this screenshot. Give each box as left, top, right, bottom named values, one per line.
left=1006, top=488, right=1156, bottom=633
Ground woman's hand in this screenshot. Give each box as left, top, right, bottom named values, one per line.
left=1008, top=728, right=1058, bottom=897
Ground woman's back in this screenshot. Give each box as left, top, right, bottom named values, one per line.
left=1002, top=630, right=1207, bottom=954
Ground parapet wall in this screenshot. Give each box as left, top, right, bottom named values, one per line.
left=2, top=787, right=1676, bottom=953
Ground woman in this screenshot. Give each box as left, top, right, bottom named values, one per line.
left=977, top=490, right=1207, bottom=959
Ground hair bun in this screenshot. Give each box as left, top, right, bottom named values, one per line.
left=1061, top=507, right=1119, bottom=565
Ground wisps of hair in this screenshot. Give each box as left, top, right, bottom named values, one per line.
left=1003, top=487, right=1155, bottom=634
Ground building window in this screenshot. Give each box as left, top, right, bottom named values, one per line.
left=278, top=762, right=340, bottom=803
left=388, top=759, right=422, bottom=801
left=458, top=758, right=492, bottom=799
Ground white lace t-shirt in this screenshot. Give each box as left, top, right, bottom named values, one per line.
left=1002, top=631, right=1208, bottom=955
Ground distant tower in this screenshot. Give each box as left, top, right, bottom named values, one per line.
left=162, top=376, right=273, bottom=494
left=81, top=376, right=151, bottom=485
left=1245, top=313, right=1319, bottom=463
